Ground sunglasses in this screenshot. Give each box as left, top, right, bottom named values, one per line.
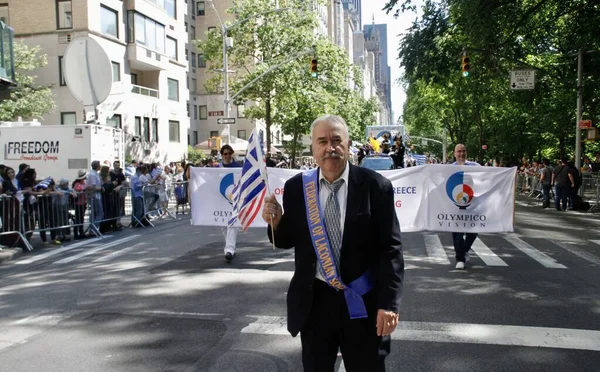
left=223, top=152, right=233, bottom=156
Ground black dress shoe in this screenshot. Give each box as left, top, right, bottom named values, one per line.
left=225, top=252, right=234, bottom=262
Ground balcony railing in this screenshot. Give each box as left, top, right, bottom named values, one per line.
left=131, top=84, right=159, bottom=98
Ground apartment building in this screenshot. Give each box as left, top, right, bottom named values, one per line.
left=2, top=0, right=189, bottom=164
left=188, top=0, right=275, bottom=148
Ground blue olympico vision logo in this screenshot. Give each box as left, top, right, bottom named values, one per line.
left=219, top=173, right=235, bottom=204
left=445, top=171, right=475, bottom=210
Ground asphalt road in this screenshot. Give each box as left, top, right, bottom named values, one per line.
left=1, top=199, right=600, bottom=372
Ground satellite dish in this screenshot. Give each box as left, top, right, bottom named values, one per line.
left=63, top=36, right=113, bottom=107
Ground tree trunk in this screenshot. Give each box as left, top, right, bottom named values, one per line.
left=291, top=125, right=298, bottom=168
left=266, top=96, right=272, bottom=157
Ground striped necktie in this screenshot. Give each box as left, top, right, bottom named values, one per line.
left=322, top=178, right=344, bottom=270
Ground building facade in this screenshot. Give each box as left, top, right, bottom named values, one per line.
left=2, top=0, right=189, bottom=164
left=363, top=21, right=392, bottom=125
left=188, top=0, right=275, bottom=149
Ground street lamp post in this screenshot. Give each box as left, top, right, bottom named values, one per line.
left=205, top=0, right=293, bottom=145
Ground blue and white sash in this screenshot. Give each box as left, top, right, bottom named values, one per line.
left=302, top=168, right=374, bottom=319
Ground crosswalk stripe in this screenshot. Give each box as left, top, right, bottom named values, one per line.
left=91, top=242, right=145, bottom=263
left=16, top=237, right=103, bottom=264
left=471, top=238, right=508, bottom=266
left=552, top=241, right=600, bottom=265
left=589, top=240, right=600, bottom=246
left=241, top=316, right=600, bottom=351
left=424, top=235, right=450, bottom=265
left=53, top=235, right=139, bottom=264
left=503, top=235, right=567, bottom=269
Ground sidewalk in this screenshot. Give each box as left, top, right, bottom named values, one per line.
left=0, top=246, right=24, bottom=264
left=515, top=193, right=600, bottom=227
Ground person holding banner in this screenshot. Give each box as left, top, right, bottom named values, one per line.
left=262, top=114, right=404, bottom=371
left=220, top=144, right=242, bottom=262
left=452, top=144, right=480, bottom=270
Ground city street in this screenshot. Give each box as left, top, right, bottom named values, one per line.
left=1, top=198, right=600, bottom=372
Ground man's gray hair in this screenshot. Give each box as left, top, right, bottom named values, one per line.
left=309, top=114, right=349, bottom=139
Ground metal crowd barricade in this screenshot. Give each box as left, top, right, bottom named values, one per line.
left=581, top=173, right=600, bottom=212
left=0, top=194, right=34, bottom=251
left=22, top=187, right=136, bottom=244
left=142, top=182, right=178, bottom=224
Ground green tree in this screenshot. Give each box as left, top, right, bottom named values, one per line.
left=385, top=0, right=600, bottom=164
left=0, top=42, right=55, bottom=121
left=197, top=0, right=378, bottom=164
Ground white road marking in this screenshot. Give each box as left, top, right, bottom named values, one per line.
left=589, top=240, right=600, bottom=246
left=91, top=242, right=145, bottom=262
left=471, top=238, right=508, bottom=266
left=241, top=316, right=600, bottom=351
left=16, top=237, right=102, bottom=264
left=552, top=241, right=600, bottom=265
left=424, top=235, right=450, bottom=265
left=503, top=235, right=567, bottom=268
left=53, top=235, right=139, bottom=264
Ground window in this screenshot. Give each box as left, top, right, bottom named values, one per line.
left=190, top=25, right=196, bottom=39
left=185, top=21, right=188, bottom=32
left=186, top=101, right=190, bottom=117
left=127, top=11, right=166, bottom=54
left=167, top=78, right=179, bottom=101
left=197, top=1, right=205, bottom=16
left=185, top=48, right=188, bottom=61
left=166, top=36, right=177, bottom=60
left=208, top=26, right=216, bottom=33
left=152, top=118, right=159, bottom=142
left=169, top=121, right=180, bottom=142
left=143, top=118, right=150, bottom=141
left=191, top=78, right=197, bottom=93
left=107, top=114, right=122, bottom=129
left=0, top=4, right=8, bottom=24
left=100, top=5, right=118, bottom=38
left=56, top=0, right=72, bottom=29
left=198, top=54, right=206, bottom=68
left=210, top=130, right=219, bottom=138
left=191, top=52, right=196, bottom=67
left=165, top=0, right=176, bottom=18
left=193, top=131, right=198, bottom=145
left=199, top=105, right=207, bottom=120
left=58, top=56, right=66, bottom=86
left=237, top=104, right=246, bottom=118
left=111, top=62, right=120, bottom=82
left=237, top=130, right=247, bottom=140
left=61, top=112, right=76, bottom=125
left=193, top=104, right=197, bottom=120
left=134, top=117, right=141, bottom=136
left=131, top=73, right=138, bottom=85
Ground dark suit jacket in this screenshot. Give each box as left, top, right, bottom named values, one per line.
left=268, top=164, right=404, bottom=337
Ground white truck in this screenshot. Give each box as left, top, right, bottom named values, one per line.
left=0, top=121, right=124, bottom=181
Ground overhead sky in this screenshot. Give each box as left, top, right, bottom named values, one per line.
left=361, top=0, right=423, bottom=123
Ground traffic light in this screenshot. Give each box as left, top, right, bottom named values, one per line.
left=310, top=58, right=318, bottom=78
left=461, top=55, right=471, bottom=77
left=207, top=136, right=222, bottom=149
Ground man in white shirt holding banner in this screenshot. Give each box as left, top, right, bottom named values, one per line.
left=452, top=144, right=480, bottom=270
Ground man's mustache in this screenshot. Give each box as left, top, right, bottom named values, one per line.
left=321, top=152, right=343, bottom=161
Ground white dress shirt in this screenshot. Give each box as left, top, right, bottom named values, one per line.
left=315, top=163, right=350, bottom=281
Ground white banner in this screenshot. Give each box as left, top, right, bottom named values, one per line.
left=190, top=165, right=517, bottom=233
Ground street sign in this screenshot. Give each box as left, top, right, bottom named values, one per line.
left=510, top=70, right=535, bottom=90
left=217, top=118, right=236, bottom=125
left=579, top=120, right=592, bottom=129
left=209, top=111, right=224, bottom=117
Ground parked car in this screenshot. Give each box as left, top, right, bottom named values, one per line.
left=359, top=154, right=395, bottom=170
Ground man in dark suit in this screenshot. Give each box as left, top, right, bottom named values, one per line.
left=262, top=114, right=404, bottom=371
